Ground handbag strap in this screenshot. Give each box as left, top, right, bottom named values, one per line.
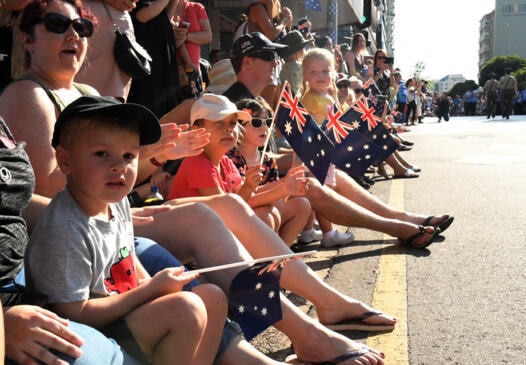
left=102, top=3, right=119, bottom=32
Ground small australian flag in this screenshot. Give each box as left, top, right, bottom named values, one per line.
left=274, top=82, right=334, bottom=184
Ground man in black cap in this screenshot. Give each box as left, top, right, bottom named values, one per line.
left=223, top=32, right=287, bottom=103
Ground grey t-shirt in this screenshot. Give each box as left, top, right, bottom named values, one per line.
left=25, top=189, right=138, bottom=303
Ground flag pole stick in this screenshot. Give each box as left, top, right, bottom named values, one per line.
left=191, top=250, right=317, bottom=275
left=258, top=83, right=286, bottom=165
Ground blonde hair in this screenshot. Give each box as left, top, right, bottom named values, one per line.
left=300, top=48, right=338, bottom=103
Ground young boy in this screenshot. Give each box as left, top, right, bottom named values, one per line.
left=25, top=95, right=227, bottom=364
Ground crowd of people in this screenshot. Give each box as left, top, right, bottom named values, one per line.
left=0, top=0, right=458, bottom=364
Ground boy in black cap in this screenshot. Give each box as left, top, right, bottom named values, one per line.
left=26, top=95, right=227, bottom=364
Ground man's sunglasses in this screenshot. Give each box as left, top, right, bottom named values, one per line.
left=245, top=118, right=273, bottom=128
left=249, top=52, right=279, bottom=62
left=35, top=13, right=94, bottom=38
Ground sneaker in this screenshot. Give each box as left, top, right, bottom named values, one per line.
left=320, top=230, right=355, bottom=248
left=297, top=228, right=323, bottom=244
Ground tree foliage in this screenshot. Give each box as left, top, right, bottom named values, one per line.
left=479, top=55, right=526, bottom=87
left=448, top=80, right=480, bottom=98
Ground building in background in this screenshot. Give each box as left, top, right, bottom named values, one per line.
left=435, top=74, right=466, bottom=95
left=478, top=0, right=526, bottom=76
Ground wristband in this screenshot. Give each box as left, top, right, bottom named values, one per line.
left=150, top=157, right=166, bottom=167
left=127, top=190, right=143, bottom=207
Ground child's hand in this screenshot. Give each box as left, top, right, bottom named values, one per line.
left=282, top=166, right=309, bottom=196
left=243, top=165, right=264, bottom=192
left=148, top=267, right=199, bottom=295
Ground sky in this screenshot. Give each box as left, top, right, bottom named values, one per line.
left=393, top=0, right=495, bottom=81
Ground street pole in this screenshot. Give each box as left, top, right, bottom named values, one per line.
left=328, top=0, right=338, bottom=45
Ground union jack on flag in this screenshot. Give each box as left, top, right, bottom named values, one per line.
left=274, top=82, right=334, bottom=184
left=322, top=104, right=384, bottom=177
left=339, top=100, right=399, bottom=167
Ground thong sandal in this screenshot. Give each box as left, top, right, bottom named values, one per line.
left=399, top=225, right=440, bottom=248
left=423, top=215, right=454, bottom=234
left=324, top=311, right=395, bottom=332
left=285, top=347, right=370, bottom=365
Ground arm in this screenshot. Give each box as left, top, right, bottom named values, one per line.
left=102, top=0, right=137, bottom=12
left=0, top=82, right=66, bottom=198
left=249, top=3, right=289, bottom=41
left=186, top=17, right=212, bottom=45
left=21, top=194, right=51, bottom=235
left=50, top=266, right=198, bottom=328
left=134, top=0, right=171, bottom=23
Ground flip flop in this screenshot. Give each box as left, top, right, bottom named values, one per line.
left=285, top=347, right=370, bottom=365
left=393, top=169, right=419, bottom=179
left=399, top=225, right=441, bottom=248
left=324, top=311, right=395, bottom=332
left=423, top=215, right=454, bottom=234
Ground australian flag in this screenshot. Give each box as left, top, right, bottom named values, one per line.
left=304, top=0, right=322, bottom=11
left=228, top=260, right=284, bottom=340
left=322, top=104, right=384, bottom=177
left=333, top=98, right=398, bottom=167
left=274, top=82, right=334, bottom=184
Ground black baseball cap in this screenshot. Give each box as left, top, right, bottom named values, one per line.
left=231, top=32, right=287, bottom=60
left=52, top=95, right=161, bottom=148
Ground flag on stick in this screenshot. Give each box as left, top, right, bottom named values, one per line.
left=273, top=82, right=334, bottom=184
left=225, top=251, right=316, bottom=340
left=322, top=104, right=384, bottom=177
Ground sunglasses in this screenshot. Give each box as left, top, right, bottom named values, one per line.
left=35, top=13, right=94, bottom=38
left=354, top=88, right=363, bottom=94
left=246, top=118, right=273, bottom=128
left=376, top=55, right=386, bottom=60
left=336, top=81, right=350, bottom=89
left=249, top=52, right=279, bottom=62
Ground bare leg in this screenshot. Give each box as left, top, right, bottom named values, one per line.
left=172, top=195, right=397, bottom=327
left=125, top=289, right=223, bottom=364
left=278, top=197, right=311, bottom=245
left=333, top=170, right=448, bottom=227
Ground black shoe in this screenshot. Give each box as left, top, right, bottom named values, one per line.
left=352, top=176, right=370, bottom=189
left=402, top=141, right=414, bottom=146
left=398, top=145, right=412, bottom=152
left=486, top=116, right=490, bottom=119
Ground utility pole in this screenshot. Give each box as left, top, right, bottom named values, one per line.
left=328, top=0, right=338, bottom=44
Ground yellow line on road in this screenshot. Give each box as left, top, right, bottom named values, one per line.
left=366, top=179, right=409, bottom=364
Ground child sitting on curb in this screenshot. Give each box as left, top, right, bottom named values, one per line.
left=25, top=96, right=227, bottom=364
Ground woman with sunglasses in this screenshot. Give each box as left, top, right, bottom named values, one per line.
left=372, top=49, right=395, bottom=97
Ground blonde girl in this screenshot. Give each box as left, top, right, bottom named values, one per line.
left=299, top=47, right=356, bottom=247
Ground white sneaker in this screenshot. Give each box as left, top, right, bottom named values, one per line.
left=297, top=228, right=324, bottom=244
left=320, top=230, right=355, bottom=248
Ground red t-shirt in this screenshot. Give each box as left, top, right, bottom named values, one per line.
left=167, top=153, right=243, bottom=199
left=182, top=1, right=209, bottom=67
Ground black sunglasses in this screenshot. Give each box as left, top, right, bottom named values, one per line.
left=249, top=52, right=279, bottom=62
left=247, top=118, right=273, bottom=128
left=336, top=81, right=350, bottom=89
left=354, top=88, right=363, bottom=94
left=35, top=13, right=94, bottom=38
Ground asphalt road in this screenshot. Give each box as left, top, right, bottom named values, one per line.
left=252, top=114, right=526, bottom=364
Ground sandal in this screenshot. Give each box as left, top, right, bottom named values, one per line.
left=285, top=346, right=372, bottom=365
left=399, top=225, right=440, bottom=248
left=422, top=215, right=454, bottom=234
left=393, top=169, right=419, bottom=179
